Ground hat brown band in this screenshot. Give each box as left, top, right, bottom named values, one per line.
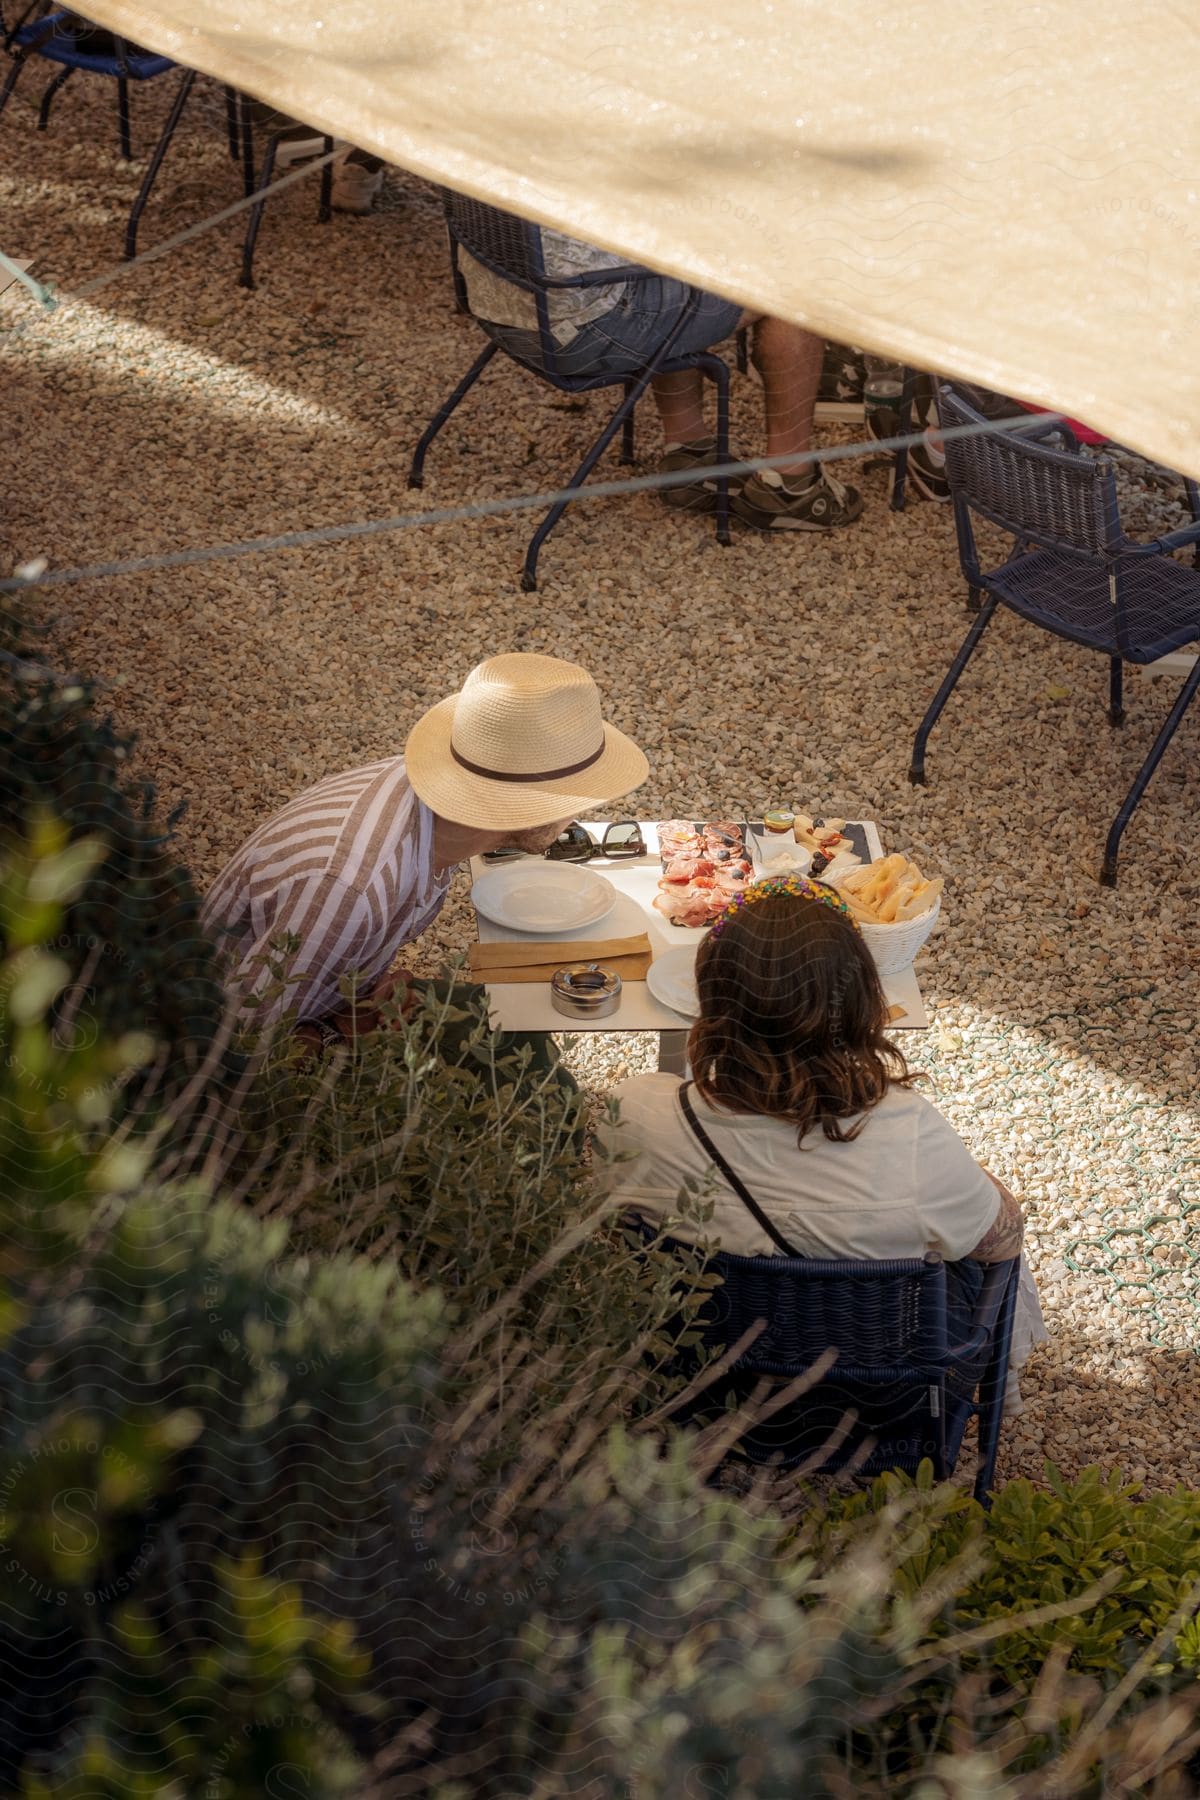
left=450, top=736, right=606, bottom=784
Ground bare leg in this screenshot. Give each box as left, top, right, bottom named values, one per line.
left=750, top=316, right=825, bottom=478
left=650, top=310, right=822, bottom=474
left=651, top=369, right=708, bottom=445
left=650, top=306, right=757, bottom=444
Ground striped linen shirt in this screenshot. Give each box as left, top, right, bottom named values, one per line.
left=201, top=756, right=451, bottom=1026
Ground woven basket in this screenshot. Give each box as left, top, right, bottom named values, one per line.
left=854, top=894, right=941, bottom=977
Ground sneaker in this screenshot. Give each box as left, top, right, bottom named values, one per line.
left=732, top=467, right=863, bottom=531
left=330, top=149, right=384, bottom=214
left=657, top=438, right=744, bottom=513
left=866, top=400, right=951, bottom=503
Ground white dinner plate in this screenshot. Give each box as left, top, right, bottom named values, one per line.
left=646, top=944, right=700, bottom=1019
left=471, top=861, right=617, bottom=934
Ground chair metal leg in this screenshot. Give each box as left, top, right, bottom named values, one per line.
left=890, top=365, right=917, bottom=513
left=909, top=595, right=999, bottom=784
left=237, top=91, right=255, bottom=197
left=966, top=584, right=981, bottom=614
left=1100, top=655, right=1200, bottom=886
left=521, top=374, right=654, bottom=591
left=239, top=133, right=280, bottom=289
left=37, top=62, right=70, bottom=129
left=735, top=327, right=749, bottom=374
left=240, top=118, right=333, bottom=284
left=971, top=1261, right=1019, bottom=1508
left=0, top=47, right=30, bottom=117
left=697, top=349, right=732, bottom=547
left=3, top=0, right=50, bottom=50
left=125, top=65, right=195, bottom=260
left=407, top=342, right=499, bottom=489
left=619, top=381, right=635, bottom=465
left=1109, top=656, right=1125, bottom=726
left=317, top=133, right=333, bottom=222
left=223, top=84, right=239, bottom=159
left=115, top=72, right=131, bottom=158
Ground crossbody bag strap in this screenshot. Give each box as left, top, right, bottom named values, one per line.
left=677, top=1081, right=800, bottom=1256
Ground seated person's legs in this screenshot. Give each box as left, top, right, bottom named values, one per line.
left=652, top=311, right=862, bottom=529
left=478, top=272, right=740, bottom=383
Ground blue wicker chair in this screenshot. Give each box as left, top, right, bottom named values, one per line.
left=0, top=9, right=328, bottom=281
left=639, top=1222, right=1019, bottom=1506
left=408, top=191, right=734, bottom=591
left=0, top=6, right=174, bottom=159
left=911, top=382, right=1200, bottom=885
left=129, top=79, right=333, bottom=283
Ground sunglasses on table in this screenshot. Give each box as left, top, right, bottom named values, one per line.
left=483, top=820, right=646, bottom=863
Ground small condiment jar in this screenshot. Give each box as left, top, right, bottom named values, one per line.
left=550, top=963, right=622, bottom=1019
left=762, top=808, right=795, bottom=833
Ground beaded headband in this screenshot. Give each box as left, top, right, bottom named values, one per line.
left=708, top=873, right=860, bottom=939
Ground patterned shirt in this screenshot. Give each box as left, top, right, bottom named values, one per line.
left=201, top=756, right=451, bottom=1026
left=458, top=227, right=629, bottom=345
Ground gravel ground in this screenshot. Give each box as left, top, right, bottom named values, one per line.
left=2, top=75, right=1198, bottom=1492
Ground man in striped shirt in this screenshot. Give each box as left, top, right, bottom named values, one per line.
left=201, top=653, right=649, bottom=1046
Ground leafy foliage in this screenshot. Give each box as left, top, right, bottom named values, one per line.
left=359, top=1439, right=1200, bottom=1799
left=2, top=756, right=1199, bottom=1795
left=0, top=832, right=396, bottom=1793
left=781, top=1462, right=1200, bottom=1789
left=0, top=608, right=225, bottom=1089
left=232, top=981, right=721, bottom=1434
left=18, top=1559, right=370, bottom=1800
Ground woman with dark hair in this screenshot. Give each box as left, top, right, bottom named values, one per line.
left=597, top=875, right=1045, bottom=1403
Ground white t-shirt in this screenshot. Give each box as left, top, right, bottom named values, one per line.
left=596, top=1074, right=1001, bottom=1262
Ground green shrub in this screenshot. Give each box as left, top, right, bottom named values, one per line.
left=0, top=1165, right=449, bottom=1784
left=347, top=1437, right=1200, bottom=1798
left=787, top=1461, right=1200, bottom=1782
left=0, top=608, right=225, bottom=1088
left=18, top=1559, right=370, bottom=1800
left=0, top=831, right=403, bottom=1792
left=5, top=813, right=1200, bottom=1799
left=232, top=984, right=721, bottom=1436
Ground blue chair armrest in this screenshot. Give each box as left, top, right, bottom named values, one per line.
left=1117, top=519, right=1200, bottom=558
left=973, top=1257, right=1020, bottom=1333
left=969, top=1258, right=1020, bottom=1504
left=1151, top=520, right=1200, bottom=554
left=945, top=1324, right=990, bottom=1362
left=1012, top=415, right=1082, bottom=454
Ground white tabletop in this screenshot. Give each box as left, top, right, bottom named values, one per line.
left=470, top=820, right=928, bottom=1033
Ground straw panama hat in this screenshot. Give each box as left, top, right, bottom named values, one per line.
left=404, top=653, right=650, bottom=829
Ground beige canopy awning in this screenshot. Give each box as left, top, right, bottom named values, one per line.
left=69, top=0, right=1200, bottom=478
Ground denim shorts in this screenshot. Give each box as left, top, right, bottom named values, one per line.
left=483, top=277, right=743, bottom=381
